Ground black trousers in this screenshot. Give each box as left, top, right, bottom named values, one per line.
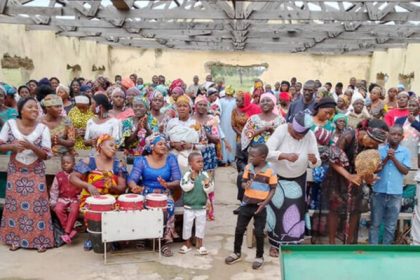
left=234, top=204, right=267, bottom=258
left=236, top=172, right=245, bottom=202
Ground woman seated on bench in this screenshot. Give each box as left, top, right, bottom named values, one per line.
left=127, top=134, right=181, bottom=257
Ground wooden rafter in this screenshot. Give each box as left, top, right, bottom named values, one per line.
left=0, top=0, right=419, bottom=54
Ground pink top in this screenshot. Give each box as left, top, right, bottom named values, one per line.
left=113, top=108, right=135, bottom=121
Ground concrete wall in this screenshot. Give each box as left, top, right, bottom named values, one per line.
left=369, top=44, right=420, bottom=91
left=1, top=23, right=411, bottom=89
left=0, top=25, right=112, bottom=85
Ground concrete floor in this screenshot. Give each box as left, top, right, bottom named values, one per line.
left=0, top=167, right=281, bottom=280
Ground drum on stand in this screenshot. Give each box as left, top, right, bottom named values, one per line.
left=145, top=193, right=168, bottom=210
left=85, top=195, right=116, bottom=254
left=117, top=194, right=144, bottom=210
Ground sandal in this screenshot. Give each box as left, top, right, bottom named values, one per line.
left=225, top=253, right=241, bottom=265
left=83, top=240, right=93, bottom=251
left=9, top=244, right=20, bottom=251
left=37, top=246, right=47, bottom=253
left=252, top=257, right=264, bottom=270
left=61, top=234, right=72, bottom=244
left=161, top=245, right=173, bottom=257
left=178, top=245, right=192, bottom=254
left=197, top=246, right=208, bottom=255
left=269, top=246, right=279, bottom=258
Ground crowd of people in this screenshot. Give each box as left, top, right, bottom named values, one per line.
left=0, top=74, right=418, bottom=269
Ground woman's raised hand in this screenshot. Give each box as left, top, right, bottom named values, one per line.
left=157, top=176, right=169, bottom=188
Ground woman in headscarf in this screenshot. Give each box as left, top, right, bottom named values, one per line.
left=69, top=134, right=127, bottom=250
left=94, top=76, right=110, bottom=93
left=241, top=93, right=284, bottom=151
left=207, top=88, right=221, bottom=117
left=252, top=87, right=264, bottom=105
left=266, top=112, right=321, bottom=256
left=109, top=87, right=134, bottom=121
left=336, top=95, right=350, bottom=114
left=311, top=97, right=336, bottom=147
left=121, top=77, right=135, bottom=91
left=40, top=94, right=75, bottom=156
left=165, top=95, right=205, bottom=171
left=367, top=86, right=386, bottom=119
left=125, top=87, right=141, bottom=108
left=324, top=119, right=389, bottom=244
left=70, top=134, right=127, bottom=207
left=0, top=97, right=54, bottom=252
left=347, top=98, right=371, bottom=129
left=161, top=86, right=185, bottom=130
left=150, top=90, right=165, bottom=128
left=279, top=92, right=291, bottom=118
left=84, top=94, right=121, bottom=147
left=121, top=96, right=158, bottom=156
left=56, top=84, right=74, bottom=114
left=127, top=134, right=181, bottom=256
left=232, top=91, right=261, bottom=143
left=332, top=113, right=350, bottom=144
left=385, top=87, right=398, bottom=111
left=219, top=85, right=237, bottom=165
left=68, top=95, right=94, bottom=150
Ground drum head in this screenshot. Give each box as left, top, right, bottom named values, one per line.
left=86, top=194, right=116, bottom=205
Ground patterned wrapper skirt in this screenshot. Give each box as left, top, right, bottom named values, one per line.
left=267, top=173, right=307, bottom=247
left=0, top=157, right=54, bottom=249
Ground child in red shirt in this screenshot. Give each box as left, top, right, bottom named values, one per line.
left=50, top=154, right=80, bottom=244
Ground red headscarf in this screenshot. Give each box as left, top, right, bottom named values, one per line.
left=279, top=92, right=291, bottom=102
left=238, top=91, right=261, bottom=117
left=169, top=79, right=185, bottom=94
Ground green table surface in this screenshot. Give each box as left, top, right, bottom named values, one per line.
left=280, top=245, right=420, bottom=280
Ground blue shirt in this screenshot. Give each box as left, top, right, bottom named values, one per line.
left=373, top=144, right=411, bottom=195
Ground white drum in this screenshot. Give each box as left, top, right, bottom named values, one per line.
left=145, top=193, right=168, bottom=209
left=117, top=194, right=144, bottom=210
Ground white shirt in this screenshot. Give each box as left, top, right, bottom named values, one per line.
left=266, top=123, right=320, bottom=178
left=85, top=117, right=121, bottom=144
left=0, top=119, right=51, bottom=165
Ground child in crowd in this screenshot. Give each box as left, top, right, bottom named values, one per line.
left=347, top=98, right=371, bottom=129
left=369, top=126, right=410, bottom=244
left=50, top=154, right=81, bottom=244
left=225, top=144, right=276, bottom=269
left=179, top=152, right=214, bottom=255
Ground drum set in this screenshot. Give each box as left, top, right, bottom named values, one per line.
left=85, top=193, right=168, bottom=254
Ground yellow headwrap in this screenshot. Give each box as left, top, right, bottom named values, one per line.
left=96, top=134, right=114, bottom=151
left=225, top=85, right=235, bottom=96
left=175, top=94, right=192, bottom=107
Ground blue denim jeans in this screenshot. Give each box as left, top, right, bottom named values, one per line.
left=369, top=192, right=402, bottom=244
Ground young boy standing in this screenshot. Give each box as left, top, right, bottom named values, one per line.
left=179, top=152, right=214, bottom=255
left=369, top=126, right=410, bottom=244
left=50, top=154, right=81, bottom=244
left=225, top=144, right=276, bottom=269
